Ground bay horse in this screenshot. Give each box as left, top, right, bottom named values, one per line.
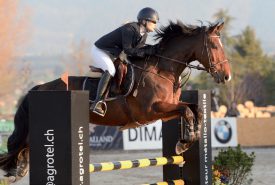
left=0, top=20, right=231, bottom=181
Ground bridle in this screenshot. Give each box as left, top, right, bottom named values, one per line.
left=155, top=31, right=229, bottom=75
left=201, top=32, right=229, bottom=77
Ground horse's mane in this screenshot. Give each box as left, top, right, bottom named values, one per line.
left=154, top=20, right=207, bottom=43
left=130, top=21, right=209, bottom=63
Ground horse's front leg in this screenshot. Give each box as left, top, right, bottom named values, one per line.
left=152, top=101, right=197, bottom=154
left=188, top=104, right=203, bottom=140
left=153, top=102, right=202, bottom=140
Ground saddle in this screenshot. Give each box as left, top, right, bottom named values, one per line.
left=83, top=58, right=134, bottom=102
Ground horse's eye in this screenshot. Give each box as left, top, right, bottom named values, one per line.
left=211, top=43, right=218, bottom=49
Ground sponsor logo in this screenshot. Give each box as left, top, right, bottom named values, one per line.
left=44, top=129, right=57, bottom=185
left=78, top=127, right=85, bottom=184
left=123, top=120, right=162, bottom=150
left=214, top=120, right=232, bottom=144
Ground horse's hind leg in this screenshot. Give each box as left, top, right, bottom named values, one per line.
left=0, top=95, right=30, bottom=182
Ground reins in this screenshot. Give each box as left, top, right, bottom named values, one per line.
left=130, top=57, right=191, bottom=90
left=155, top=54, right=206, bottom=71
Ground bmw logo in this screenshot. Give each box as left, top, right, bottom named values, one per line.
left=214, top=120, right=232, bottom=144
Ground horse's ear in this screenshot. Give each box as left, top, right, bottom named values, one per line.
left=209, top=18, right=224, bottom=34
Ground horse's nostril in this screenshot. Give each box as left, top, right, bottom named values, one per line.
left=224, top=75, right=231, bottom=81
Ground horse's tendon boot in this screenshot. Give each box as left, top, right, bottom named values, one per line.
left=183, top=107, right=195, bottom=142
left=184, top=123, right=195, bottom=142
left=195, top=107, right=203, bottom=140
left=15, top=148, right=29, bottom=182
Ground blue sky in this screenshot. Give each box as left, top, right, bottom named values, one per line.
left=21, top=0, right=275, bottom=56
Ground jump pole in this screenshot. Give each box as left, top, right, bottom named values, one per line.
left=142, top=179, right=184, bottom=185
left=89, top=156, right=184, bottom=172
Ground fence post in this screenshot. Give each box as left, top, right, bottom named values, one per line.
left=163, top=90, right=212, bottom=185
left=29, top=91, right=90, bottom=185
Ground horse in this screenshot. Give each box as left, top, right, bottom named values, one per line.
left=0, top=19, right=231, bottom=181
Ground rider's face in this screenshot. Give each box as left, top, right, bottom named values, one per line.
left=146, top=20, right=157, bottom=32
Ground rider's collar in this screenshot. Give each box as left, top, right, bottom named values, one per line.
left=140, top=24, right=146, bottom=36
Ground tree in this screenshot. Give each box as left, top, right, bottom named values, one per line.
left=213, top=9, right=235, bottom=47
left=262, top=59, right=275, bottom=105
left=0, top=0, right=30, bottom=114
left=189, top=9, right=275, bottom=106
left=227, top=26, right=273, bottom=105
left=62, top=40, right=91, bottom=76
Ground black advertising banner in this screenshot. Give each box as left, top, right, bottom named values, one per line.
left=163, top=90, right=212, bottom=185
left=29, top=91, right=90, bottom=185
left=89, top=124, right=123, bottom=150
left=198, top=90, right=212, bottom=185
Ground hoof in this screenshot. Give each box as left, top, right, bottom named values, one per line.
left=8, top=176, right=16, bottom=183
left=5, top=174, right=24, bottom=184
left=4, top=169, right=17, bottom=183
left=16, top=148, right=29, bottom=181
left=175, top=141, right=192, bottom=155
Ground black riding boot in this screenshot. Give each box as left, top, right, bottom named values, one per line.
left=90, top=71, right=112, bottom=116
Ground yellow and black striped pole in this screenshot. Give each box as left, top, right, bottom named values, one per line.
left=90, top=156, right=184, bottom=173
left=142, top=179, right=184, bottom=185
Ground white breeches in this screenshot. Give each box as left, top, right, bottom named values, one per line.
left=91, top=45, right=116, bottom=76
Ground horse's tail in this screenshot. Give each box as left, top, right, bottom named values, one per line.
left=0, top=85, right=40, bottom=173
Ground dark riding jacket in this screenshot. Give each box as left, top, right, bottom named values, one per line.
left=95, top=22, right=149, bottom=58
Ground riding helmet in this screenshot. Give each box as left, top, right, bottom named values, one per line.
left=137, top=7, right=159, bottom=23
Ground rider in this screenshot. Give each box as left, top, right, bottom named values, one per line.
left=90, top=7, right=160, bottom=116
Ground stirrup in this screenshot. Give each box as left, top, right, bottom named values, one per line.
left=92, top=100, right=107, bottom=117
